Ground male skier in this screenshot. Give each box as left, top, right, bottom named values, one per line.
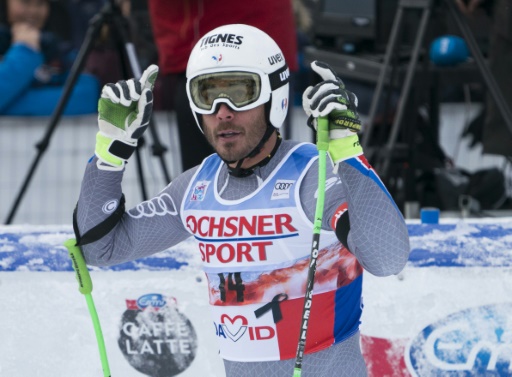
left=73, top=24, right=410, bottom=376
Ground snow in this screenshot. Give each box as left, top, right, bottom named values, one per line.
left=1, top=219, right=511, bottom=376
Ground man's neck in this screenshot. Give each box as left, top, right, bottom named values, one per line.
left=229, top=131, right=278, bottom=170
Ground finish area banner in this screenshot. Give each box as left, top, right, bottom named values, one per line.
left=360, top=220, right=512, bottom=377
left=1, top=220, right=511, bottom=376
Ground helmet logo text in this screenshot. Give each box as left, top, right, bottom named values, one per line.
left=279, top=68, right=290, bottom=82
left=200, top=34, right=244, bottom=48
left=268, top=53, right=284, bottom=66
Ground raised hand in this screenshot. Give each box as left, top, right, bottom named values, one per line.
left=95, top=64, right=159, bottom=170
left=303, top=61, right=363, bottom=164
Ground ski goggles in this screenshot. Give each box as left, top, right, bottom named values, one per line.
left=187, top=66, right=289, bottom=114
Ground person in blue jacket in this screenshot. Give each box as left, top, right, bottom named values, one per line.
left=0, top=0, right=99, bottom=116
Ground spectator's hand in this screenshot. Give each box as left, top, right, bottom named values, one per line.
left=303, top=61, right=363, bottom=164
left=454, top=0, right=485, bottom=15
left=11, top=22, right=41, bottom=51
left=95, top=64, right=159, bottom=171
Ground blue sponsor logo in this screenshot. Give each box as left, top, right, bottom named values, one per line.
left=137, top=293, right=167, bottom=310
left=407, top=303, right=512, bottom=376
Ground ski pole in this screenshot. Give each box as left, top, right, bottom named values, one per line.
left=293, top=116, right=329, bottom=377
left=64, top=238, right=111, bottom=377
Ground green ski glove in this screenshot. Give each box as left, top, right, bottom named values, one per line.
left=302, top=61, right=362, bottom=165
left=95, top=64, right=159, bottom=171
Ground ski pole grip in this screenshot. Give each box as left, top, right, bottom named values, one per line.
left=316, top=116, right=329, bottom=152
left=64, top=238, right=93, bottom=295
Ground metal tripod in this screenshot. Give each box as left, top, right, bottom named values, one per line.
left=5, top=0, right=171, bottom=224
left=362, top=0, right=512, bottom=181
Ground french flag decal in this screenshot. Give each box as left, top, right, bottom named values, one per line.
left=330, top=202, right=348, bottom=230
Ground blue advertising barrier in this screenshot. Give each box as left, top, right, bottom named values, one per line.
left=3, top=222, right=512, bottom=272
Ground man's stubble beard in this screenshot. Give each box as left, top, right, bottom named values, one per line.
left=204, top=118, right=267, bottom=162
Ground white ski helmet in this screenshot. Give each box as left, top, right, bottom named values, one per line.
left=186, top=24, right=290, bottom=131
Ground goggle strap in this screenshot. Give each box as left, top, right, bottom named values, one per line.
left=269, top=64, right=290, bottom=91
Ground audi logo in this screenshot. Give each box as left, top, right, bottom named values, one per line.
left=274, top=182, right=293, bottom=190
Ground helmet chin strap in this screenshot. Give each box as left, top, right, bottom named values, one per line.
left=226, top=125, right=281, bottom=178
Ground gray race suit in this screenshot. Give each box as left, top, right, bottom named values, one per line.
left=76, top=139, right=410, bottom=377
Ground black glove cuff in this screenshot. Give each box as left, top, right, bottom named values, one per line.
left=109, top=140, right=136, bottom=160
